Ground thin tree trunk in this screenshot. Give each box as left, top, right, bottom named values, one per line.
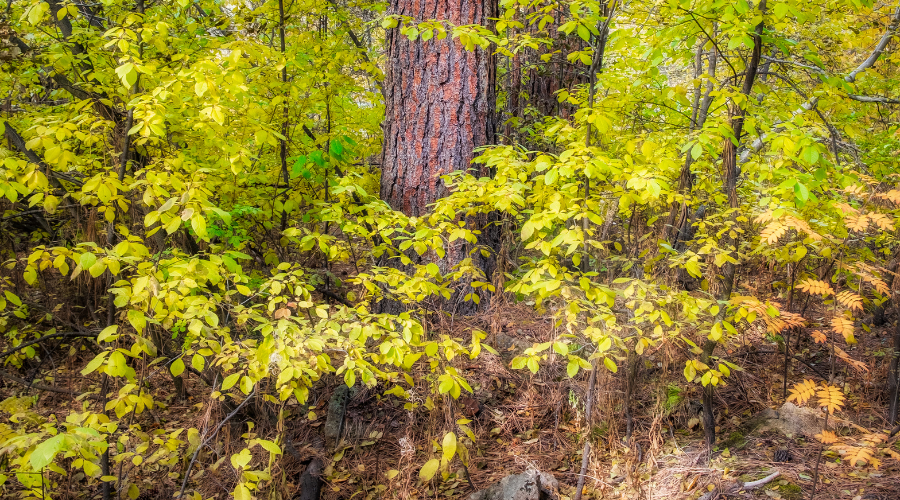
left=572, top=361, right=598, bottom=500
left=703, top=0, right=766, bottom=450
left=278, top=0, right=290, bottom=232
left=888, top=319, right=900, bottom=424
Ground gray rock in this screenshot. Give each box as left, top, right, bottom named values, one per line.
left=468, top=470, right=558, bottom=500
left=490, top=333, right=533, bottom=361
left=747, top=402, right=832, bottom=438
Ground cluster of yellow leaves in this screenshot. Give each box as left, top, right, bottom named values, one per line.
left=840, top=446, right=880, bottom=468
left=815, top=429, right=900, bottom=469
left=816, top=384, right=845, bottom=414
left=797, top=279, right=833, bottom=297
left=769, top=311, right=807, bottom=334
left=815, top=430, right=838, bottom=444
left=786, top=379, right=817, bottom=405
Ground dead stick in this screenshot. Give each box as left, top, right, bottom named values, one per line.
left=573, top=359, right=598, bottom=500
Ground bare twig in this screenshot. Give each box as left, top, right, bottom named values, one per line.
left=0, top=331, right=98, bottom=360
left=176, top=388, right=256, bottom=498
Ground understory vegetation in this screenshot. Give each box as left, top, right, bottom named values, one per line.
left=2, top=0, right=900, bottom=498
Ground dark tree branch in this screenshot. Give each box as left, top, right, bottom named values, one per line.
left=3, top=121, right=85, bottom=187
left=0, top=331, right=98, bottom=360
left=0, top=370, right=76, bottom=394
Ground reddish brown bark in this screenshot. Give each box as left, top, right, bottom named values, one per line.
left=380, top=0, right=498, bottom=313
left=380, top=0, right=496, bottom=217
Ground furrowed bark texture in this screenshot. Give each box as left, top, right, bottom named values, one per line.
left=380, top=0, right=497, bottom=314
left=381, top=0, right=495, bottom=217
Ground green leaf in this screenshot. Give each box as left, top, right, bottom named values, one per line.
left=222, top=373, right=240, bottom=390
left=88, top=261, right=107, bottom=278
left=685, top=260, right=702, bottom=278
left=552, top=341, right=568, bottom=355
left=234, top=483, right=252, bottom=500
left=794, top=182, right=809, bottom=203
left=24, top=267, right=37, bottom=285
left=255, top=439, right=282, bottom=455
left=97, top=325, right=118, bottom=342
left=81, top=352, right=108, bottom=376
left=30, top=434, right=66, bottom=470
left=127, top=310, right=146, bottom=333
left=577, top=24, right=590, bottom=42
left=691, top=143, right=702, bottom=160
left=191, top=354, right=205, bottom=372
left=239, top=375, right=253, bottom=395
left=442, top=432, right=457, bottom=461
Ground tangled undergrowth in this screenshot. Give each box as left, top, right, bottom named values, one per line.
left=4, top=295, right=900, bottom=500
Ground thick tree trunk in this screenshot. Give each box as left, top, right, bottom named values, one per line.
left=381, top=0, right=495, bottom=216
left=380, top=0, right=497, bottom=313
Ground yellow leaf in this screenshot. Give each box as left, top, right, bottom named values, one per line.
left=419, top=458, right=440, bottom=480
left=442, top=432, right=457, bottom=461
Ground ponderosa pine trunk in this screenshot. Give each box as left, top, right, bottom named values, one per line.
left=380, top=0, right=497, bottom=313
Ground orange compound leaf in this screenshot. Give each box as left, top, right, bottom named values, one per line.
left=835, top=346, right=869, bottom=373
left=876, top=190, right=900, bottom=205
left=786, top=379, right=817, bottom=405
left=760, top=221, right=787, bottom=245
left=816, top=383, right=846, bottom=414
left=835, top=202, right=859, bottom=215
left=810, top=330, right=827, bottom=343
left=845, top=214, right=870, bottom=232
left=835, top=290, right=863, bottom=311
left=797, top=279, right=834, bottom=297
left=754, top=210, right=775, bottom=224
left=868, top=213, right=895, bottom=230
left=784, top=216, right=823, bottom=241
left=831, top=316, right=856, bottom=344
left=815, top=430, right=839, bottom=444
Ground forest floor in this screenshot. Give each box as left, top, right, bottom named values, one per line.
left=5, top=298, right=900, bottom=500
